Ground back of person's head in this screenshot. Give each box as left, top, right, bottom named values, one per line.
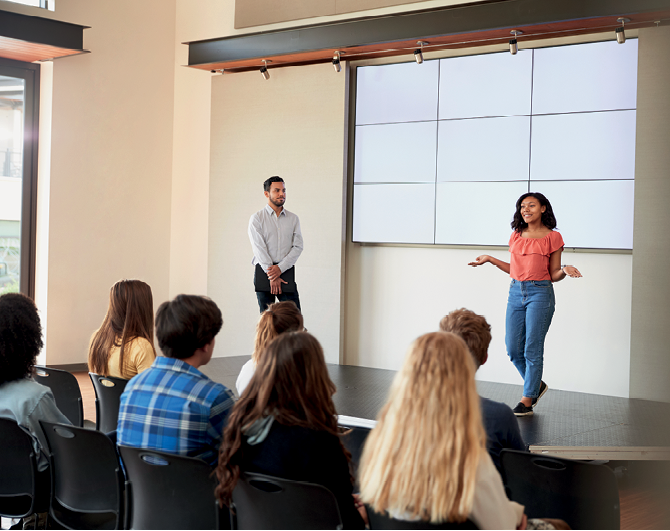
left=252, top=301, right=303, bottom=364
left=88, top=279, right=155, bottom=377
left=439, top=308, right=492, bottom=369
left=359, top=331, right=485, bottom=524
left=155, top=294, right=222, bottom=359
left=216, top=331, right=343, bottom=506
left=0, top=293, right=43, bottom=385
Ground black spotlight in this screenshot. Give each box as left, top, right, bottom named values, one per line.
left=414, top=41, right=428, bottom=64
left=332, top=52, right=342, bottom=73
left=509, top=30, right=522, bottom=55
left=414, top=49, right=423, bottom=64
left=616, top=18, right=629, bottom=44
left=260, top=60, right=271, bottom=80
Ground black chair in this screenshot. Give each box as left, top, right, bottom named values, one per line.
left=232, top=472, right=342, bottom=529
left=366, top=506, right=478, bottom=530
left=500, top=449, right=620, bottom=530
left=339, top=425, right=371, bottom=473
left=89, top=373, right=128, bottom=433
left=34, top=366, right=84, bottom=427
left=40, top=420, right=123, bottom=529
left=118, top=445, right=220, bottom=530
left=0, top=418, right=49, bottom=519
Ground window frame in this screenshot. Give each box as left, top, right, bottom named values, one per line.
left=0, top=57, right=40, bottom=298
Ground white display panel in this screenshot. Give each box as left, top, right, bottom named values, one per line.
left=532, top=40, right=638, bottom=115
left=351, top=40, right=638, bottom=249
left=435, top=181, right=530, bottom=245
left=530, top=180, right=635, bottom=249
left=354, top=122, right=437, bottom=183
left=355, top=60, right=439, bottom=125
left=437, top=116, right=530, bottom=182
left=352, top=183, right=435, bottom=243
left=531, top=110, right=636, bottom=181
left=439, top=50, right=533, bottom=119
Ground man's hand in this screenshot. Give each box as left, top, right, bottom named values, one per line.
left=270, top=278, right=287, bottom=295
left=267, top=265, right=282, bottom=281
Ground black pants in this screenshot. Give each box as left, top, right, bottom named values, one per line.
left=256, top=288, right=301, bottom=314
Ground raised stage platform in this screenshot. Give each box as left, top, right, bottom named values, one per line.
left=202, top=356, right=670, bottom=461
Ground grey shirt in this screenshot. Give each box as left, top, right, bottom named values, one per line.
left=0, top=378, right=71, bottom=471
left=249, top=204, right=303, bottom=273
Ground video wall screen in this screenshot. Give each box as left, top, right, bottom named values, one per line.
left=352, top=39, right=638, bottom=249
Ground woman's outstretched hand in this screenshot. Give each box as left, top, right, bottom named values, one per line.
left=563, top=266, right=583, bottom=278
left=468, top=255, right=490, bottom=267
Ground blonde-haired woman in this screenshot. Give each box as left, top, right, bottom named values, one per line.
left=359, top=332, right=526, bottom=529
left=235, top=301, right=303, bottom=395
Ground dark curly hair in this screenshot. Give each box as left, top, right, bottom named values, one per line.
left=0, top=293, right=43, bottom=384
left=511, top=192, right=557, bottom=233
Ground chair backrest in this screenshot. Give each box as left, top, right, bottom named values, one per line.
left=366, top=506, right=478, bottom=530
left=0, top=418, right=40, bottom=518
left=89, top=372, right=128, bottom=432
left=232, top=472, right=343, bottom=530
left=40, top=420, right=123, bottom=529
left=500, top=449, right=620, bottom=530
left=34, top=366, right=84, bottom=427
left=118, top=445, right=219, bottom=530
left=339, top=425, right=371, bottom=474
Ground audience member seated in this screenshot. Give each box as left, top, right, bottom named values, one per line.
left=117, top=294, right=235, bottom=465
left=358, top=332, right=526, bottom=529
left=236, top=301, right=303, bottom=395
left=88, top=279, right=156, bottom=379
left=216, top=331, right=366, bottom=529
left=439, top=308, right=526, bottom=474
left=0, top=293, right=71, bottom=472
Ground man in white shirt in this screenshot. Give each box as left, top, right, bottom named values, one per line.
left=248, top=176, right=304, bottom=313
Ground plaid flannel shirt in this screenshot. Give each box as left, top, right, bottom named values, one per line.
left=117, top=356, right=235, bottom=465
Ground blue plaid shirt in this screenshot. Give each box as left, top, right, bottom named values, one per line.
left=117, top=356, right=235, bottom=465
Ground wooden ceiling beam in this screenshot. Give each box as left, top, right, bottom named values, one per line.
left=0, top=9, right=88, bottom=63
left=186, top=0, right=670, bottom=73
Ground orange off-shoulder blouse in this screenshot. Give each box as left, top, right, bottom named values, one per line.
left=508, top=231, right=564, bottom=281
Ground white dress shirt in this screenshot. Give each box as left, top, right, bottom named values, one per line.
left=249, top=204, right=303, bottom=273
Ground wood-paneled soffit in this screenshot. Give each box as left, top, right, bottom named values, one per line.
left=186, top=0, right=670, bottom=73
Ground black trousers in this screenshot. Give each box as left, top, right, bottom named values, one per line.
left=255, top=288, right=301, bottom=314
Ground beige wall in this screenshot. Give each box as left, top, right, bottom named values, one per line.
left=233, top=0, right=484, bottom=29
left=629, top=26, right=670, bottom=402
left=208, top=63, right=349, bottom=363
left=2, top=0, right=177, bottom=365
left=169, top=0, right=231, bottom=298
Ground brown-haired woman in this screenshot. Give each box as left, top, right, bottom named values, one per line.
left=359, top=332, right=526, bottom=529
left=235, top=301, right=303, bottom=395
left=216, top=331, right=365, bottom=529
left=88, top=279, right=156, bottom=379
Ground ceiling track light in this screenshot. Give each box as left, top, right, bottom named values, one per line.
left=414, top=41, right=428, bottom=64
left=509, top=30, right=523, bottom=55
left=616, top=17, right=630, bottom=44
left=332, top=51, right=343, bottom=72
left=260, top=60, right=271, bottom=80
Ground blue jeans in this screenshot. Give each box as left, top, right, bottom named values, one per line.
left=256, top=288, right=301, bottom=314
left=505, top=279, right=555, bottom=398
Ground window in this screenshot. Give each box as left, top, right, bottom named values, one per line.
left=3, top=0, right=55, bottom=11
left=0, top=59, right=39, bottom=296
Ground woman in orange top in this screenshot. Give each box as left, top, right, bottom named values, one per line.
left=469, top=193, right=582, bottom=416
